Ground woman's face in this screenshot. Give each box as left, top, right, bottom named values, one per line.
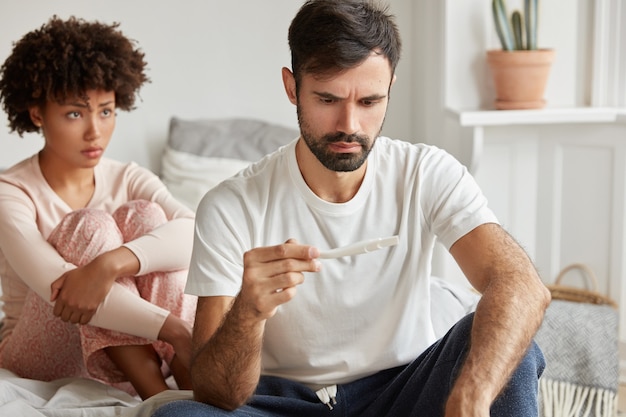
left=30, top=89, right=116, bottom=170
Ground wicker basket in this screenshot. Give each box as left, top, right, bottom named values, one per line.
left=547, top=263, right=617, bottom=309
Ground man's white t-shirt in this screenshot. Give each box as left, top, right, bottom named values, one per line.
left=186, top=136, right=497, bottom=387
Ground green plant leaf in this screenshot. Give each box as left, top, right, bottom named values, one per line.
left=512, top=10, right=524, bottom=50
left=525, top=0, right=538, bottom=49
left=493, top=0, right=515, bottom=51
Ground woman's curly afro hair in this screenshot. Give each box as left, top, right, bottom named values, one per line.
left=0, top=16, right=149, bottom=136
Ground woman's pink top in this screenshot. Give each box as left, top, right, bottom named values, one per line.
left=0, top=155, right=195, bottom=341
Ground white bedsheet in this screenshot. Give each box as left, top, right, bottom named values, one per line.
left=0, top=368, right=192, bottom=417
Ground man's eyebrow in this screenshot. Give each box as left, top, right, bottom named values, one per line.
left=313, top=91, right=387, bottom=101
left=360, top=93, right=387, bottom=101
left=314, top=91, right=342, bottom=100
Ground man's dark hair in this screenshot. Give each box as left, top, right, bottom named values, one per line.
left=0, top=16, right=149, bottom=136
left=288, top=0, right=401, bottom=85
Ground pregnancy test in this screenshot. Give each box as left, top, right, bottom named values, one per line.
left=319, top=235, right=400, bottom=259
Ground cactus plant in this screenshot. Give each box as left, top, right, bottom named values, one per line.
left=511, top=11, right=524, bottom=50
left=524, top=0, right=538, bottom=49
left=492, top=0, right=538, bottom=51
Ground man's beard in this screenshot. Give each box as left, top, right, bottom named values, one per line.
left=297, top=107, right=381, bottom=172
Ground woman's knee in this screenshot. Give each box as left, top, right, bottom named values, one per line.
left=113, top=200, right=167, bottom=241
left=48, top=209, right=123, bottom=265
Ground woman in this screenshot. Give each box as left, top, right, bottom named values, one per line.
left=0, top=16, right=196, bottom=399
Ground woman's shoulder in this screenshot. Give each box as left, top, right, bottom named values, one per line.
left=0, top=154, right=40, bottom=188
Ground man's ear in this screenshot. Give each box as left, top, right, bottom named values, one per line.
left=28, top=106, right=43, bottom=128
left=385, top=73, right=398, bottom=101
left=282, top=67, right=298, bottom=105
left=389, top=73, right=397, bottom=93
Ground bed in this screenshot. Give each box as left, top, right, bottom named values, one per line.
left=0, top=117, right=617, bottom=416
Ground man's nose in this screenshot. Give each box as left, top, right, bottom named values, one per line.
left=336, top=104, right=359, bottom=135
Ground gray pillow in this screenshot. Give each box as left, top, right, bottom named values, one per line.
left=167, top=117, right=299, bottom=161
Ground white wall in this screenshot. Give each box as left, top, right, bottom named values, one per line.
left=0, top=1, right=414, bottom=173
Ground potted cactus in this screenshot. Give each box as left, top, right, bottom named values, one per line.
left=487, top=0, right=554, bottom=110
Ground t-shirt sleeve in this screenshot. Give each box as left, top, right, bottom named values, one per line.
left=185, top=184, right=246, bottom=297
left=419, top=148, right=498, bottom=250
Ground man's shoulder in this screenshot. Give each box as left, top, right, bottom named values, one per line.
left=376, top=137, right=449, bottom=163
left=230, top=142, right=292, bottom=184
left=377, top=136, right=440, bottom=152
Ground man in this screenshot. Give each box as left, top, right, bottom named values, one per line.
left=153, top=0, right=550, bottom=416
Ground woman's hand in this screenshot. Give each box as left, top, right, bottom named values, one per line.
left=51, top=246, right=140, bottom=324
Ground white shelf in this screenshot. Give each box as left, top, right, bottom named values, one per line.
left=446, top=106, right=626, bottom=174
left=447, top=106, right=626, bottom=127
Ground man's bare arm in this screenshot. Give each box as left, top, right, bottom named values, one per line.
left=445, top=223, right=551, bottom=416
left=190, top=295, right=257, bottom=409
left=190, top=242, right=320, bottom=410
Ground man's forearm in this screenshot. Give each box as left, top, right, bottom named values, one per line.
left=446, top=262, right=550, bottom=414
left=191, top=297, right=265, bottom=410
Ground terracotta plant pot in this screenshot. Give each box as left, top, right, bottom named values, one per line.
left=486, top=49, right=555, bottom=110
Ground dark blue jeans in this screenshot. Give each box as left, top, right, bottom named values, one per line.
left=152, top=313, right=545, bottom=416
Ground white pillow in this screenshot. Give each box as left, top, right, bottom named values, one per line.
left=161, top=146, right=252, bottom=210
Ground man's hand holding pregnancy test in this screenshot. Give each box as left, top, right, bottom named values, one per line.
left=238, top=236, right=400, bottom=321
left=237, top=239, right=320, bottom=321
left=200, top=236, right=401, bottom=407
